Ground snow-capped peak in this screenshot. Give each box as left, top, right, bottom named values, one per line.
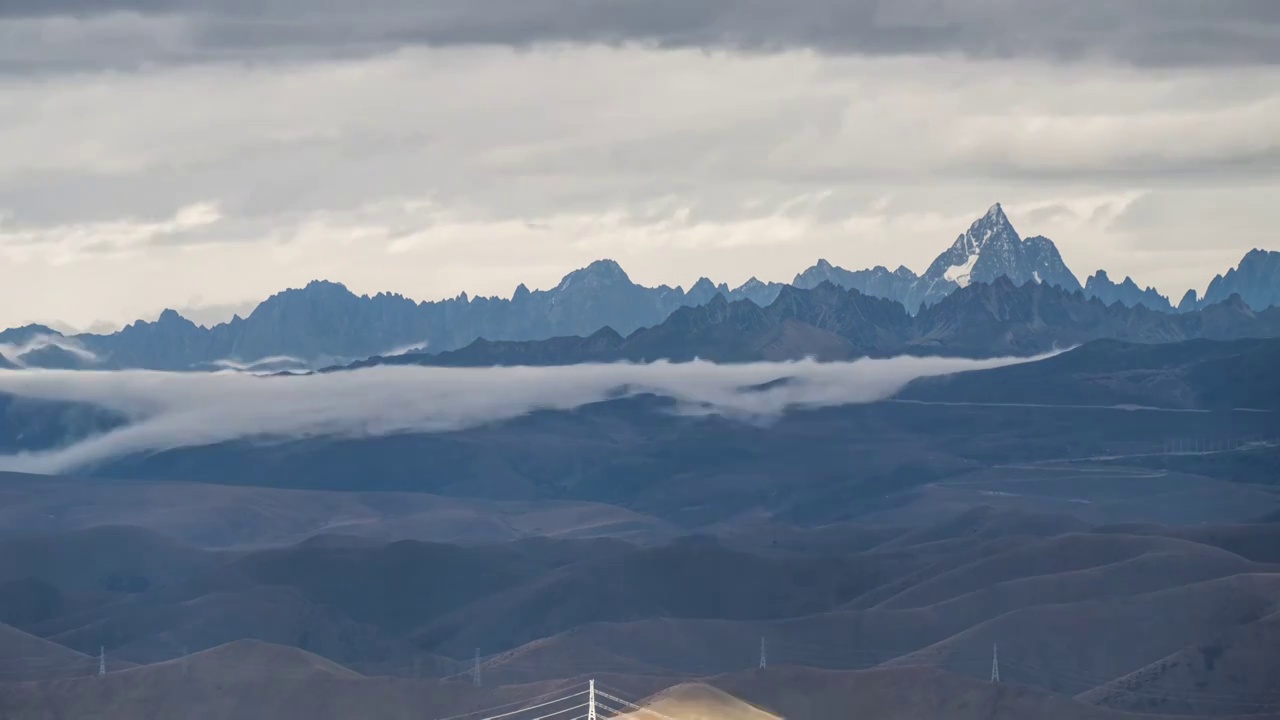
left=937, top=205, right=1019, bottom=287
left=909, top=202, right=1082, bottom=305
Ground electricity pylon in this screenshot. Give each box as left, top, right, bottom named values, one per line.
left=990, top=643, right=1000, bottom=683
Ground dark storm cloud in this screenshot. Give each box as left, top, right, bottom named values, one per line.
left=3, top=0, right=1279, bottom=69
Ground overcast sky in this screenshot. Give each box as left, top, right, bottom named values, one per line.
left=1, top=1, right=1277, bottom=330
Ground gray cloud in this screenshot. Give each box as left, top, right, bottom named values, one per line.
left=1, top=17, right=1277, bottom=330
left=0, top=355, right=1035, bottom=473
left=1, top=1, right=1279, bottom=72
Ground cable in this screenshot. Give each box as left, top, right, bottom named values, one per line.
left=431, top=686, right=587, bottom=720
left=476, top=694, right=590, bottom=720
left=511, top=702, right=591, bottom=720
left=593, top=701, right=628, bottom=718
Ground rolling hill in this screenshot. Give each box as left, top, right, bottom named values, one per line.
left=897, top=336, right=1280, bottom=411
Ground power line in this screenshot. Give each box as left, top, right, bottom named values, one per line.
left=516, top=702, right=591, bottom=720
left=593, top=700, right=628, bottom=719
left=429, top=684, right=588, bottom=720
left=468, top=690, right=589, bottom=720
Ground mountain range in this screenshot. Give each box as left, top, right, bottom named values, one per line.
left=1083, top=270, right=1175, bottom=312
left=2, top=204, right=1277, bottom=370
left=349, top=278, right=1280, bottom=368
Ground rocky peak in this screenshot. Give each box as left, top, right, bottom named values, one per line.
left=1202, top=249, right=1280, bottom=311
left=557, top=259, right=632, bottom=291
left=156, top=308, right=187, bottom=325
left=1178, top=289, right=1200, bottom=313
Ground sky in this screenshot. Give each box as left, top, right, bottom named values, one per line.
left=0, top=1, right=1277, bottom=331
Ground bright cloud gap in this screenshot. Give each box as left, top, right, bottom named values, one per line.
left=0, top=355, right=1040, bottom=475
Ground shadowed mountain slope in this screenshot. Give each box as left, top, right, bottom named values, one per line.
left=346, top=280, right=1280, bottom=369
left=897, top=336, right=1280, bottom=411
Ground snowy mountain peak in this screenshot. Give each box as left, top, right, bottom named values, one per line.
left=907, top=203, right=1082, bottom=309
left=969, top=202, right=1019, bottom=245
left=937, top=204, right=1021, bottom=288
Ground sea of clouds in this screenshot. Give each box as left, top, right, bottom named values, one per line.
left=0, top=333, right=99, bottom=368
left=0, top=355, right=1039, bottom=475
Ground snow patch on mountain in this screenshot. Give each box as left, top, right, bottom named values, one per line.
left=944, top=253, right=981, bottom=287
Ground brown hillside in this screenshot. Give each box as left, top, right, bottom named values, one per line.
left=0, top=640, right=587, bottom=720
left=872, top=533, right=1253, bottom=610
left=0, top=472, right=678, bottom=549
left=0, top=622, right=98, bottom=682
left=416, top=538, right=903, bottom=657
left=881, top=574, right=1280, bottom=696
left=1077, top=611, right=1280, bottom=716
left=711, top=666, right=1279, bottom=720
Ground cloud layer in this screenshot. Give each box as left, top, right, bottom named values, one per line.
left=1, top=5, right=1277, bottom=331
left=2, top=44, right=1277, bottom=330
left=0, top=355, right=1033, bottom=474
left=3, top=1, right=1278, bottom=72
left=0, top=333, right=99, bottom=368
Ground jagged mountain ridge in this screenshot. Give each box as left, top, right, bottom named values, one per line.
left=20, top=263, right=788, bottom=371
left=345, top=283, right=915, bottom=367
left=1083, top=270, right=1175, bottom=313
left=1195, top=248, right=1280, bottom=312
left=906, top=203, right=1082, bottom=310
left=354, top=278, right=1280, bottom=368
left=3, top=207, right=1276, bottom=370
left=792, top=260, right=919, bottom=308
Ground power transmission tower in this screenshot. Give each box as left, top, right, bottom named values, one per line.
left=473, top=648, right=482, bottom=688
left=758, top=637, right=767, bottom=670
left=588, top=679, right=597, bottom=720
left=990, top=643, right=1000, bottom=683
left=98, top=647, right=106, bottom=676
